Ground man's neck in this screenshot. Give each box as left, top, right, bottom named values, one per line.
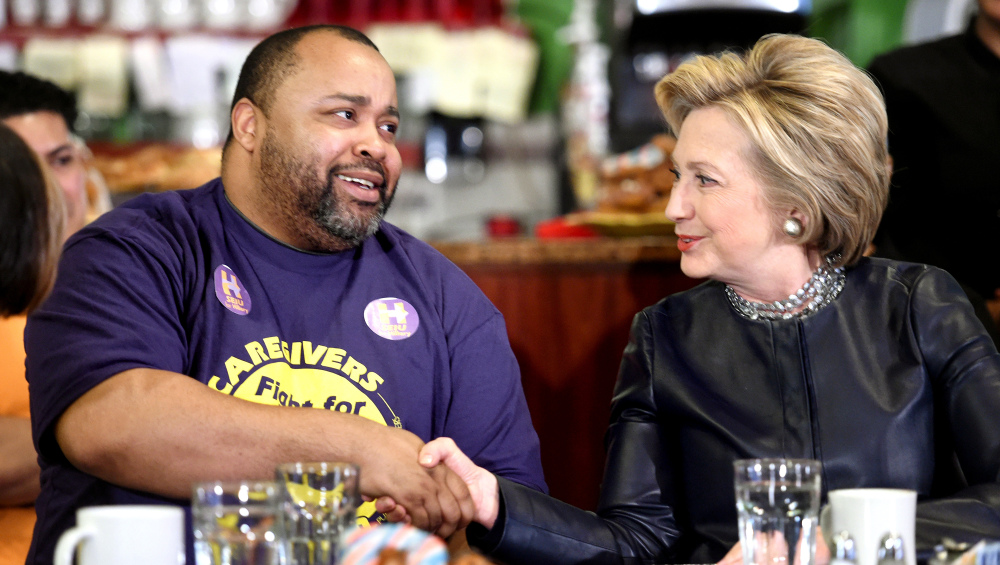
left=974, top=13, right=1000, bottom=60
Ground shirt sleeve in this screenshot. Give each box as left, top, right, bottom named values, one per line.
left=26, top=224, right=189, bottom=463
left=598, top=309, right=681, bottom=556
left=441, top=303, right=548, bottom=494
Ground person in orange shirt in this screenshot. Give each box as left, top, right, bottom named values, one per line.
left=0, top=71, right=85, bottom=565
left=0, top=318, right=39, bottom=565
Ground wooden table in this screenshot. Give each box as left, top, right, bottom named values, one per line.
left=433, top=237, right=701, bottom=510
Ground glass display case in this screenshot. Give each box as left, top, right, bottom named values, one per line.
left=608, top=0, right=810, bottom=152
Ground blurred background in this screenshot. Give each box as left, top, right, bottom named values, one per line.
left=0, top=0, right=981, bottom=510
left=0, top=0, right=977, bottom=242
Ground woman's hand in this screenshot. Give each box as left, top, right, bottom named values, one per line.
left=418, top=438, right=500, bottom=529
left=718, top=542, right=743, bottom=565
left=716, top=528, right=830, bottom=565
left=816, top=532, right=830, bottom=565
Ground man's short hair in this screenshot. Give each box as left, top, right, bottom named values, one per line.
left=224, top=25, right=380, bottom=148
left=0, top=71, right=78, bottom=131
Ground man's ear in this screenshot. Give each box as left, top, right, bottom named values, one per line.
left=231, top=98, right=260, bottom=152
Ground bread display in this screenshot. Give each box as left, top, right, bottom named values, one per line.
left=595, top=134, right=675, bottom=215
left=90, top=143, right=222, bottom=193
left=563, top=134, right=677, bottom=237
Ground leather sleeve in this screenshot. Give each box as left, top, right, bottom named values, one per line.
left=909, top=267, right=1000, bottom=549
left=598, top=309, right=682, bottom=558
left=469, top=311, right=680, bottom=565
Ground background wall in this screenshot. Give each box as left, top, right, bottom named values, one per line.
left=809, top=0, right=908, bottom=67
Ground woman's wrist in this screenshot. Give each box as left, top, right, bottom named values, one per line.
left=465, top=475, right=506, bottom=554
left=478, top=471, right=500, bottom=529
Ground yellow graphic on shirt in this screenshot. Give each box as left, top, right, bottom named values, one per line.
left=227, top=363, right=386, bottom=422
left=208, top=337, right=400, bottom=527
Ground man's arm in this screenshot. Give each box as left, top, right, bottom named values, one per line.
left=55, top=367, right=473, bottom=536
left=0, top=416, right=40, bottom=506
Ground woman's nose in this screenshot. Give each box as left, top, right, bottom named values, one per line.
left=664, top=184, right=691, bottom=222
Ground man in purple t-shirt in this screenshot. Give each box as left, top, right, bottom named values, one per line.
left=24, top=25, right=545, bottom=565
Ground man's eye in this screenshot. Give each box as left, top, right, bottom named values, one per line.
left=380, top=123, right=398, bottom=135
left=334, top=110, right=354, bottom=120
left=51, top=154, right=77, bottom=169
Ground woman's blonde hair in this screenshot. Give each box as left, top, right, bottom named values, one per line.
left=655, top=34, right=889, bottom=267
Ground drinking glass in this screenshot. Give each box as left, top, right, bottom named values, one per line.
left=276, top=462, right=361, bottom=565
left=193, top=480, right=286, bottom=565
left=735, top=458, right=822, bottom=565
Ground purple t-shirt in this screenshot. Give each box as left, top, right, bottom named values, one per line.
left=25, top=178, right=546, bottom=565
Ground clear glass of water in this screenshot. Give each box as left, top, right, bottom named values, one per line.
left=734, top=458, right=822, bottom=565
left=192, top=480, right=286, bottom=565
left=275, top=462, right=361, bottom=565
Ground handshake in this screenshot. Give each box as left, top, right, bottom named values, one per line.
left=367, top=435, right=499, bottom=539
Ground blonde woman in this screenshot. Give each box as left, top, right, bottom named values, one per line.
left=413, top=34, right=1000, bottom=565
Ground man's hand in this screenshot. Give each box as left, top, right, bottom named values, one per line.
left=357, top=426, right=473, bottom=537
left=51, top=368, right=473, bottom=536
left=419, top=438, right=499, bottom=529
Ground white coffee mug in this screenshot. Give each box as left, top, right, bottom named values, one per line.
left=821, top=488, right=917, bottom=565
left=54, top=505, right=185, bottom=565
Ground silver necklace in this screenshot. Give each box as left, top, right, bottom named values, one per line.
left=725, top=256, right=845, bottom=321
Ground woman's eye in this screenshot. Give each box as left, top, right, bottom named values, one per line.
left=696, top=174, right=716, bottom=186
left=669, top=168, right=680, bottom=180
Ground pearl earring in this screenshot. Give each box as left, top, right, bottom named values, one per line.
left=783, top=218, right=803, bottom=238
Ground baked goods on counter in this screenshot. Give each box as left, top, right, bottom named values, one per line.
left=89, top=143, right=222, bottom=193
left=75, top=138, right=114, bottom=222
left=563, top=134, right=676, bottom=237
left=595, top=134, right=675, bottom=215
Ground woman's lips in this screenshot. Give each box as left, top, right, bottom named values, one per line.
left=676, top=235, right=702, bottom=252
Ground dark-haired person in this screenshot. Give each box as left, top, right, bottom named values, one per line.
left=868, top=0, right=1000, bottom=337
left=0, top=71, right=89, bottom=237
left=0, top=123, right=65, bottom=565
left=24, top=25, right=545, bottom=565
left=0, top=71, right=86, bottom=565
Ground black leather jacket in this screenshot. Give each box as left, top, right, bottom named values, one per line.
left=470, top=258, right=1000, bottom=565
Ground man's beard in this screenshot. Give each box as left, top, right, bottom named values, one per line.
left=258, top=131, right=395, bottom=252
left=308, top=163, right=395, bottom=248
